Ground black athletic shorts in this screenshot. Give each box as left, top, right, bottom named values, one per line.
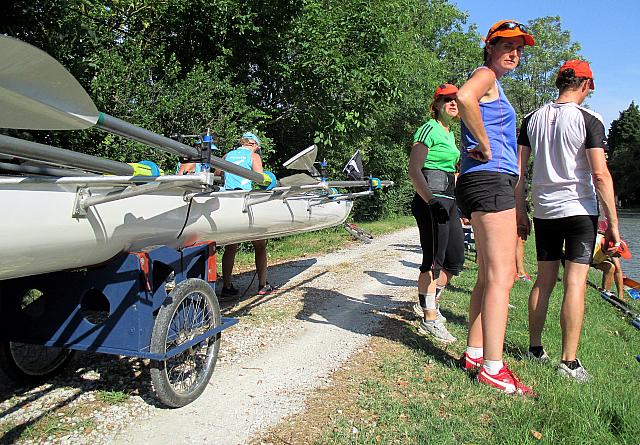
left=411, top=194, right=465, bottom=277
left=533, top=215, right=598, bottom=264
left=455, top=171, right=517, bottom=218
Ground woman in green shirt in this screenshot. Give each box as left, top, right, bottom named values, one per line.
left=408, top=83, right=465, bottom=344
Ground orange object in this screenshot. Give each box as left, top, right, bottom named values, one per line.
left=434, top=84, right=458, bottom=100
left=484, top=20, right=535, bottom=46
left=559, top=60, right=595, bottom=90
left=623, top=276, right=640, bottom=290
left=603, top=237, right=632, bottom=260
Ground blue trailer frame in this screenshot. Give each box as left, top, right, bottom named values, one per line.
left=0, top=242, right=237, bottom=406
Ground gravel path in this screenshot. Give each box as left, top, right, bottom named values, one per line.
left=0, top=226, right=421, bottom=444
left=114, top=226, right=420, bottom=444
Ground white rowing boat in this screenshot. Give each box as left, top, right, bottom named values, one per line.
left=0, top=35, right=393, bottom=282
left=0, top=173, right=353, bottom=280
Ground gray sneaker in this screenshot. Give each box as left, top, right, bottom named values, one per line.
left=525, top=348, right=550, bottom=363
left=417, top=320, right=457, bottom=344
left=558, top=359, right=590, bottom=383
left=412, top=303, right=446, bottom=322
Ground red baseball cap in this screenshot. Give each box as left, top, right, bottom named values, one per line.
left=434, top=83, right=458, bottom=100
left=559, top=60, right=595, bottom=90
left=484, top=20, right=535, bottom=46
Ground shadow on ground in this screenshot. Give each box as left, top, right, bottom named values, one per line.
left=0, top=257, right=321, bottom=443
left=294, top=287, right=460, bottom=371
left=0, top=352, right=155, bottom=444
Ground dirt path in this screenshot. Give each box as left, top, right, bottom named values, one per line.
left=114, top=226, right=421, bottom=444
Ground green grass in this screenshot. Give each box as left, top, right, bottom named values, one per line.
left=316, top=234, right=640, bottom=445
left=228, top=215, right=415, bottom=268
left=96, top=390, right=130, bottom=405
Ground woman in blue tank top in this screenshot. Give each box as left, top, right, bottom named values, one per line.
left=454, top=20, right=536, bottom=396
left=221, top=133, right=273, bottom=300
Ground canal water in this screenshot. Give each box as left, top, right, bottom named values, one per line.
left=619, top=213, right=640, bottom=280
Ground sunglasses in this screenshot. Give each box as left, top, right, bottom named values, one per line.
left=487, top=21, right=529, bottom=41
left=439, top=96, right=456, bottom=103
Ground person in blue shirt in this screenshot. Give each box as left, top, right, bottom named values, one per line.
left=455, top=20, right=535, bottom=396
left=220, top=132, right=272, bottom=301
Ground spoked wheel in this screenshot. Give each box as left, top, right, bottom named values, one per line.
left=344, top=222, right=373, bottom=243
left=0, top=341, right=75, bottom=384
left=150, top=278, right=221, bottom=408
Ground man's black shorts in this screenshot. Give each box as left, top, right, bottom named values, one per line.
left=455, top=171, right=517, bottom=218
left=533, top=215, right=598, bottom=264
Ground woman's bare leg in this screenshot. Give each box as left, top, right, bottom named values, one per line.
left=471, top=209, right=517, bottom=361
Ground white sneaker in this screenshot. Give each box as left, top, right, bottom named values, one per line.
left=558, top=359, right=590, bottom=383
left=418, top=320, right=457, bottom=344
left=413, top=303, right=446, bottom=322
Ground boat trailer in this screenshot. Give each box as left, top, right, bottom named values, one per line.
left=0, top=242, right=237, bottom=407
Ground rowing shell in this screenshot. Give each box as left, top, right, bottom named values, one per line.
left=0, top=176, right=352, bottom=281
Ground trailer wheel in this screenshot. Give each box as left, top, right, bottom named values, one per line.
left=150, top=278, right=221, bottom=407
left=0, top=342, right=74, bottom=384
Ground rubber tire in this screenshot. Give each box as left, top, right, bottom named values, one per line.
left=0, top=341, right=75, bottom=384
left=150, top=278, right=221, bottom=408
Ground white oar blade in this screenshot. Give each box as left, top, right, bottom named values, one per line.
left=279, top=173, right=320, bottom=187
left=0, top=35, right=99, bottom=130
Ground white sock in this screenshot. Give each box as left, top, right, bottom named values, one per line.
left=424, top=292, right=436, bottom=310
left=466, top=346, right=483, bottom=359
left=483, top=359, right=504, bottom=375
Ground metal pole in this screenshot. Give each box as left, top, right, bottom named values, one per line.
left=80, top=181, right=179, bottom=209
left=0, top=161, right=98, bottom=177
left=0, top=134, right=134, bottom=175
left=326, top=180, right=394, bottom=188
left=98, top=113, right=269, bottom=185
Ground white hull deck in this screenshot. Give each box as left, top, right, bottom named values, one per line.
left=1, top=179, right=351, bottom=280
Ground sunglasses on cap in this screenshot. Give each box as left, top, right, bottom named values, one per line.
left=487, top=21, right=529, bottom=41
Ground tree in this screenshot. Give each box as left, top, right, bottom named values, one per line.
left=260, top=0, right=481, bottom=218
left=1, top=2, right=583, bottom=218
left=607, top=102, right=640, bottom=207
left=502, top=16, right=581, bottom=121
left=0, top=0, right=267, bottom=169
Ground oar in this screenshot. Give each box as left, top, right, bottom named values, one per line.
left=600, top=290, right=640, bottom=331
left=0, top=35, right=274, bottom=188
left=0, top=134, right=134, bottom=176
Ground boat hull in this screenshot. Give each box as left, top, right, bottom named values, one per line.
left=1, top=183, right=352, bottom=280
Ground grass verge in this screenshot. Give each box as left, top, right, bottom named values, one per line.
left=226, top=216, right=415, bottom=270
left=256, top=235, right=640, bottom=445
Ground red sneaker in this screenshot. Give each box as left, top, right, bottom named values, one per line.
left=459, top=352, right=483, bottom=372
left=477, top=365, right=535, bottom=396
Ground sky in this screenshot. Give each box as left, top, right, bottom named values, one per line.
left=452, top=0, right=640, bottom=132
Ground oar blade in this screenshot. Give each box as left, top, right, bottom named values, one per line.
left=279, top=173, right=320, bottom=187
left=0, top=35, right=99, bottom=130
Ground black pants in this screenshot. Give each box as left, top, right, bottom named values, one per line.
left=411, top=194, right=465, bottom=277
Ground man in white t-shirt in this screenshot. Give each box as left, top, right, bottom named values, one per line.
left=515, top=60, right=621, bottom=383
